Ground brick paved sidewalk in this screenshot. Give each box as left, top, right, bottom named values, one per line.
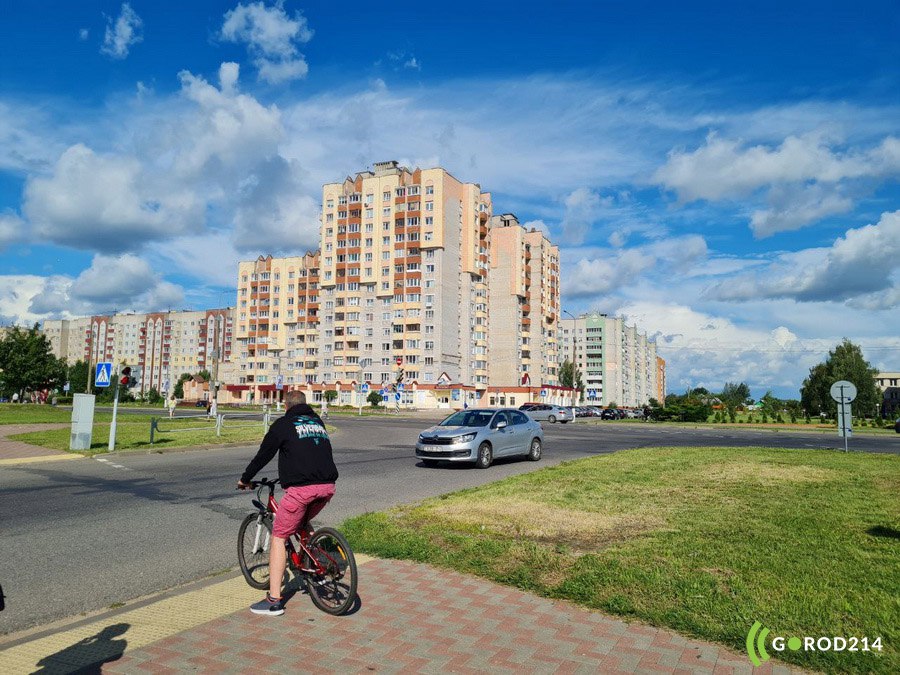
left=0, top=423, right=76, bottom=463
left=84, top=559, right=802, bottom=674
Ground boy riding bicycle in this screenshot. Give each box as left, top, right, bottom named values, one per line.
left=238, top=390, right=338, bottom=616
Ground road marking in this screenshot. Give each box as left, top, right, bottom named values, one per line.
left=0, top=454, right=82, bottom=467
left=0, top=555, right=374, bottom=672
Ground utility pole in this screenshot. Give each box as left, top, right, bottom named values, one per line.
left=563, top=309, right=578, bottom=406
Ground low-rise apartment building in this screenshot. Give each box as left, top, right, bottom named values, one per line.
left=875, top=372, right=900, bottom=416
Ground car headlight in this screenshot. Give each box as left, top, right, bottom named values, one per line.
left=452, top=433, right=477, bottom=443
left=418, top=434, right=426, bottom=442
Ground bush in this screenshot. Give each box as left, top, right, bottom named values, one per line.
left=324, top=390, right=338, bottom=404
left=367, top=391, right=382, bottom=408
left=146, top=388, right=163, bottom=405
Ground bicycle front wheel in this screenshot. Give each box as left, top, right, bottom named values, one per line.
left=305, top=527, right=357, bottom=615
left=238, top=513, right=272, bottom=590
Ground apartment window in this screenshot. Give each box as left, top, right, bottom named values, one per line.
left=425, top=201, right=434, bottom=211
left=383, top=191, right=391, bottom=201
left=425, top=185, right=434, bottom=194
left=425, top=217, right=433, bottom=225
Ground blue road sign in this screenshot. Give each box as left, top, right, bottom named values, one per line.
left=275, top=375, right=284, bottom=391
left=398, top=382, right=405, bottom=391
left=395, top=392, right=402, bottom=402
left=361, top=383, right=370, bottom=393
left=540, top=389, right=547, bottom=398
left=95, top=362, right=113, bottom=388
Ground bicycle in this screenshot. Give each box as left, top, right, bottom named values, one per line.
left=237, top=477, right=357, bottom=615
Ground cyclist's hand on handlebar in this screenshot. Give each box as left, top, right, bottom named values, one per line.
left=237, top=480, right=252, bottom=490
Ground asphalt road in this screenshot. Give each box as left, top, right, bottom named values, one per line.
left=1, top=417, right=896, bottom=635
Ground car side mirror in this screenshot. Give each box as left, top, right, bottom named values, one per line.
left=496, top=420, right=508, bottom=430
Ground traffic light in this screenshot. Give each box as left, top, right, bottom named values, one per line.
left=120, top=366, right=132, bottom=387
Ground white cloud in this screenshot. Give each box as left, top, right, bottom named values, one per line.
left=404, top=57, right=421, bottom=71
left=522, top=219, right=550, bottom=238
left=13, top=255, right=186, bottom=321
left=23, top=144, right=200, bottom=252
left=559, top=188, right=613, bottom=245
left=79, top=28, right=89, bottom=41
left=655, top=132, right=900, bottom=202
left=749, top=183, right=853, bottom=237
left=0, top=212, right=24, bottom=250
left=707, top=210, right=900, bottom=305
left=564, top=235, right=708, bottom=299
left=101, top=3, right=143, bottom=60
left=220, top=1, right=313, bottom=84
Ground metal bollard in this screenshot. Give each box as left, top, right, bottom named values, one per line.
left=216, top=413, right=223, bottom=437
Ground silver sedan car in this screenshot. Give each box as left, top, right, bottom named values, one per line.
left=416, top=408, right=544, bottom=469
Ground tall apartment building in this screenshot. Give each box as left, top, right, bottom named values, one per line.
left=231, top=253, right=320, bottom=401
left=43, top=308, right=234, bottom=394
left=488, top=214, right=560, bottom=388
left=317, top=161, right=492, bottom=390
left=559, top=313, right=661, bottom=407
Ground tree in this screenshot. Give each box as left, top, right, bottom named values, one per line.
left=367, top=391, right=382, bottom=408
left=324, top=390, right=338, bottom=404
left=66, top=360, right=91, bottom=394
left=801, top=339, right=879, bottom=418
left=197, top=369, right=211, bottom=382
left=0, top=325, right=66, bottom=398
left=173, top=373, right=192, bottom=398
left=719, top=382, right=750, bottom=412
left=558, top=359, right=585, bottom=401
left=146, top=388, right=163, bottom=405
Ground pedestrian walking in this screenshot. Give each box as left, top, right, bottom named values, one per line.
left=209, top=398, right=218, bottom=419
left=168, top=395, right=177, bottom=418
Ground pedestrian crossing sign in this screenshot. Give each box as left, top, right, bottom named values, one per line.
left=95, top=362, right=113, bottom=388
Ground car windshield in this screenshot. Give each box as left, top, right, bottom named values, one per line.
left=439, top=410, right=494, bottom=427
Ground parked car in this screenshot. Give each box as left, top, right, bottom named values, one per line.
left=895, top=418, right=900, bottom=433
left=584, top=406, right=603, bottom=417
left=415, top=408, right=544, bottom=468
left=523, top=404, right=572, bottom=424
left=600, top=408, right=620, bottom=420
left=518, top=403, right=541, bottom=411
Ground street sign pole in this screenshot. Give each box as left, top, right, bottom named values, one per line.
left=108, top=367, right=120, bottom=452
left=830, top=380, right=858, bottom=453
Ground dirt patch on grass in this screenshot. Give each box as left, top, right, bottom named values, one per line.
left=423, top=496, right=666, bottom=551
left=699, top=461, right=834, bottom=485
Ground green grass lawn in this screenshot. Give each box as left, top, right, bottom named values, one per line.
left=343, top=446, right=899, bottom=674
left=0, top=403, right=113, bottom=424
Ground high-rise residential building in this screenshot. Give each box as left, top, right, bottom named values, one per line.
left=317, top=161, right=492, bottom=391
left=231, top=253, right=320, bottom=402
left=559, top=312, right=661, bottom=408
left=488, top=214, right=561, bottom=388
left=43, top=308, right=234, bottom=395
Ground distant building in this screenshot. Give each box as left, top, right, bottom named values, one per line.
left=875, top=372, right=900, bottom=416
left=558, top=312, right=661, bottom=408
left=43, top=308, right=234, bottom=396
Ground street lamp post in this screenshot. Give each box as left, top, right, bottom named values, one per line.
left=563, top=309, right=578, bottom=406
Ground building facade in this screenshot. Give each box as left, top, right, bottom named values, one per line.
left=231, top=253, right=321, bottom=403
left=559, top=312, right=661, bottom=408
left=43, top=308, right=234, bottom=395
left=875, top=372, right=900, bottom=417
left=487, top=214, right=560, bottom=388
left=317, top=161, right=493, bottom=392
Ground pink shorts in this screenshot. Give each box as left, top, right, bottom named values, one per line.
left=272, top=483, right=335, bottom=538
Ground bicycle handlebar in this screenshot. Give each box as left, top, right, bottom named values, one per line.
left=237, top=476, right=281, bottom=490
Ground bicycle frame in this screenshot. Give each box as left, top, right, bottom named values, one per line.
left=250, top=482, right=340, bottom=576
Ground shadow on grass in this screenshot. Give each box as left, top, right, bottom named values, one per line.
left=867, top=525, right=900, bottom=540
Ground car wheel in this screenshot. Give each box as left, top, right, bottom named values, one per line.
left=527, top=438, right=542, bottom=461
left=548, top=415, right=557, bottom=423
left=475, top=442, right=493, bottom=469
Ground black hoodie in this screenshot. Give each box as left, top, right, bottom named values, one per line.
left=240, top=404, right=338, bottom=487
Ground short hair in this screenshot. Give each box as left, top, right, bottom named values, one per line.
left=284, top=390, right=306, bottom=407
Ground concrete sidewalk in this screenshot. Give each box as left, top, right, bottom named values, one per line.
left=0, top=557, right=803, bottom=674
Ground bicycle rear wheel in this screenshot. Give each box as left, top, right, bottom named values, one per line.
left=305, top=527, right=357, bottom=615
left=238, top=513, right=272, bottom=590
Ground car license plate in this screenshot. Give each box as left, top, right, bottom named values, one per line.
left=423, top=445, right=444, bottom=452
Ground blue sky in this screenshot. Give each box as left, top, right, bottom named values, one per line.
left=1, top=1, right=898, bottom=398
